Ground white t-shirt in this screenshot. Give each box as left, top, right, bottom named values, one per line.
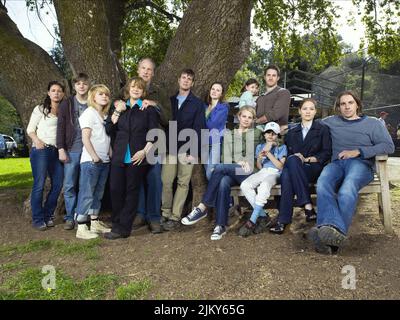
left=26, top=105, right=58, bottom=147
left=78, top=107, right=110, bottom=163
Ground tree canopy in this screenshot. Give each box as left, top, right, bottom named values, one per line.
left=1, top=0, right=399, bottom=127
left=353, top=0, right=400, bottom=68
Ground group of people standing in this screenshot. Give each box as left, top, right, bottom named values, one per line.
left=26, top=59, right=395, bottom=254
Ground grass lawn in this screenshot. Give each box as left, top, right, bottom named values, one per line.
left=0, top=157, right=32, bottom=189
left=0, top=239, right=152, bottom=299
left=0, top=158, right=153, bottom=300
left=0, top=264, right=151, bottom=300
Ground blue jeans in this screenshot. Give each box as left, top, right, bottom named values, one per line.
left=204, top=144, right=222, bottom=181
left=316, top=159, right=374, bottom=234
left=278, top=155, right=323, bottom=224
left=63, top=151, right=81, bottom=222
left=75, top=161, right=110, bottom=222
left=137, top=162, right=162, bottom=222
left=30, top=146, right=64, bottom=226
left=202, top=163, right=251, bottom=227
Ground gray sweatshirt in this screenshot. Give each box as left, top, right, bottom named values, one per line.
left=322, top=115, right=395, bottom=167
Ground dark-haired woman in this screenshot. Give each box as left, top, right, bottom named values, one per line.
left=27, top=81, right=65, bottom=230
left=269, top=98, right=332, bottom=234
left=204, top=82, right=229, bottom=180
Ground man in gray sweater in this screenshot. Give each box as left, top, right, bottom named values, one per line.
left=309, top=91, right=394, bottom=254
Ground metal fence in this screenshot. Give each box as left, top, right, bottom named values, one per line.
left=284, top=65, right=400, bottom=134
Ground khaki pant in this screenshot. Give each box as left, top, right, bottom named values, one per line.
left=161, top=154, right=194, bottom=221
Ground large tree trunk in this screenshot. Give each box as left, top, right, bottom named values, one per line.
left=154, top=0, right=253, bottom=209
left=53, top=0, right=125, bottom=94
left=1, top=0, right=254, bottom=220
left=103, top=0, right=128, bottom=85
left=0, top=3, right=66, bottom=129
left=155, top=0, right=253, bottom=99
left=0, top=3, right=68, bottom=219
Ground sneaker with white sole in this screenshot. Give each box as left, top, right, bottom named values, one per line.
left=45, top=219, right=55, bottom=228
left=210, top=225, right=226, bottom=240
left=181, top=207, right=207, bottom=225
left=90, top=220, right=111, bottom=233
left=76, top=224, right=99, bottom=239
left=33, top=223, right=47, bottom=231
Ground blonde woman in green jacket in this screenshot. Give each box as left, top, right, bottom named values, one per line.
left=181, top=106, right=262, bottom=240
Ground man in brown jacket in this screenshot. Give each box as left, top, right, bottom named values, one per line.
left=255, top=65, right=291, bottom=133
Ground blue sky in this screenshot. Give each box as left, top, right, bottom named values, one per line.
left=6, top=0, right=365, bottom=54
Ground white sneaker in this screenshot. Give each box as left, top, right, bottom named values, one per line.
left=90, top=220, right=111, bottom=233
left=76, top=224, right=99, bottom=239
left=181, top=207, right=207, bottom=225
left=210, top=225, right=226, bottom=240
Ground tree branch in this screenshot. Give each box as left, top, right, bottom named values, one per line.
left=126, top=0, right=182, bottom=22
left=34, top=0, right=57, bottom=41
left=373, top=0, right=383, bottom=30
left=0, top=1, right=7, bottom=12
left=104, top=0, right=128, bottom=84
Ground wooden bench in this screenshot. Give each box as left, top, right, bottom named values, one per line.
left=230, top=155, right=393, bottom=233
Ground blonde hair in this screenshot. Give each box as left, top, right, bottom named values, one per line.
left=237, top=105, right=256, bottom=119
left=123, top=77, right=147, bottom=100
left=87, top=84, right=111, bottom=116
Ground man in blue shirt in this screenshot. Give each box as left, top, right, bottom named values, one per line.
left=161, top=69, right=206, bottom=231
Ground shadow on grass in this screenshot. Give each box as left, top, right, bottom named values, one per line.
left=0, top=268, right=119, bottom=300
left=0, top=267, right=152, bottom=300
left=0, top=238, right=102, bottom=261
left=0, top=172, right=32, bottom=189
left=0, top=261, right=27, bottom=273
left=116, top=279, right=152, bottom=300
left=0, top=240, right=53, bottom=256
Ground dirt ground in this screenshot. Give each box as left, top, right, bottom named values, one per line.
left=0, top=186, right=399, bottom=300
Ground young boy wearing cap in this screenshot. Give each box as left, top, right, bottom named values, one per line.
left=238, top=121, right=287, bottom=237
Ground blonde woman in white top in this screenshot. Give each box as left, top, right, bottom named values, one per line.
left=27, top=81, right=65, bottom=231
left=74, top=84, right=112, bottom=240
